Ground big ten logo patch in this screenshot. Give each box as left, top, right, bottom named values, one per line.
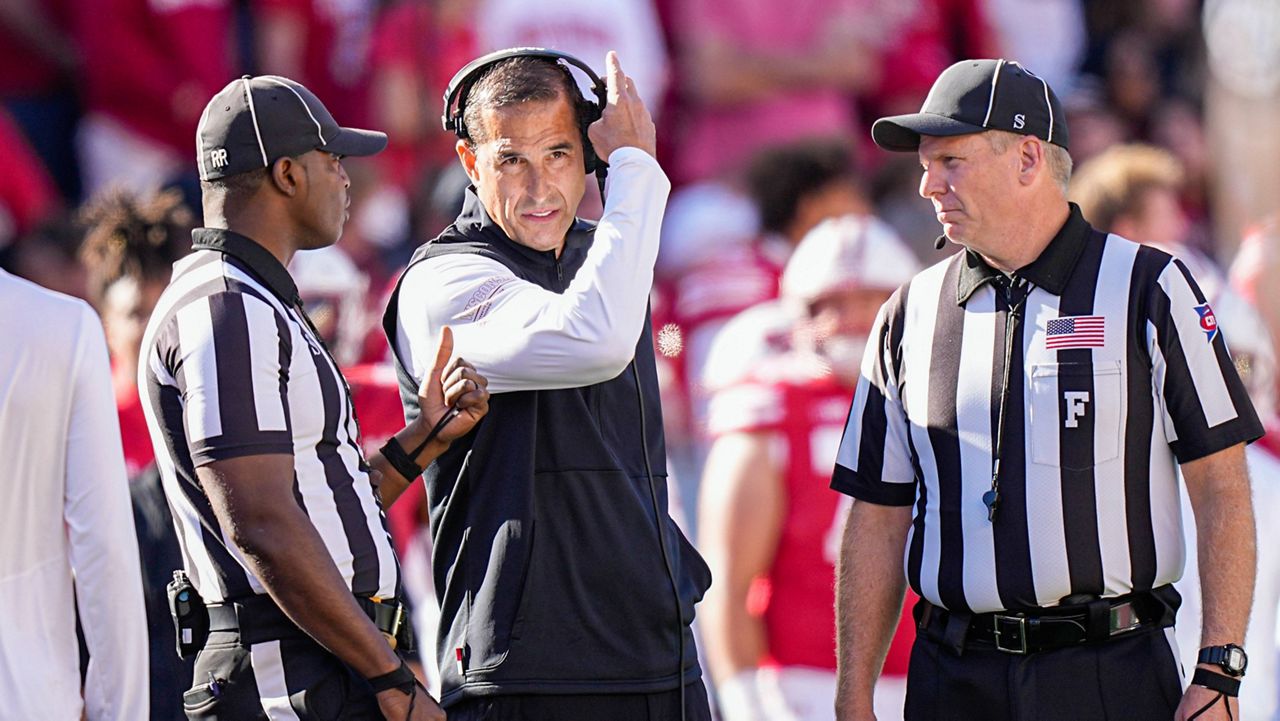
left=1195, top=303, right=1219, bottom=342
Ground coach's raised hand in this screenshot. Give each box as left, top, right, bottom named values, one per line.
left=587, top=51, right=656, bottom=160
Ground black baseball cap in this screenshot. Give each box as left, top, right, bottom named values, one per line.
left=196, top=75, right=387, bottom=181
left=871, top=59, right=1069, bottom=152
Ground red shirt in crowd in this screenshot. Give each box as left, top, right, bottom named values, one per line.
left=72, top=0, right=233, bottom=155
left=864, top=0, right=999, bottom=115
left=0, top=109, right=58, bottom=242
left=368, top=0, right=476, bottom=189
left=670, top=0, right=862, bottom=183
left=0, top=0, right=72, bottom=97
left=116, top=387, right=156, bottom=479
left=254, top=0, right=376, bottom=126
left=708, top=353, right=916, bottom=673
left=657, top=240, right=786, bottom=438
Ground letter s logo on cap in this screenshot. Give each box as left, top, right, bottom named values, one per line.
left=1013, top=114, right=1026, bottom=130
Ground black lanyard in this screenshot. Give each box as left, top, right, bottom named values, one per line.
left=984, top=275, right=1031, bottom=522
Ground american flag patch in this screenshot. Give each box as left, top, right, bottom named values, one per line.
left=1045, top=315, right=1105, bottom=350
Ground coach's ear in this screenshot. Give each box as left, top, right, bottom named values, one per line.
left=269, top=155, right=300, bottom=197
left=457, top=139, right=481, bottom=186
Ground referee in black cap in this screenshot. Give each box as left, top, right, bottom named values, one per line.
left=139, top=75, right=489, bottom=720
left=832, top=59, right=1262, bottom=721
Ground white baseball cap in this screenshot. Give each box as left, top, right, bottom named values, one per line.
left=781, top=214, right=921, bottom=305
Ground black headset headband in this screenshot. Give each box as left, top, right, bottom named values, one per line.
left=441, top=47, right=606, bottom=137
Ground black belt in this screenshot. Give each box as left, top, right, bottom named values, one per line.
left=917, top=585, right=1179, bottom=655
left=208, top=593, right=414, bottom=651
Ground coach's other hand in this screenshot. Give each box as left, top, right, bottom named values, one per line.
left=587, top=51, right=657, bottom=160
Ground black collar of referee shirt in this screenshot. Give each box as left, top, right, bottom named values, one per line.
left=191, top=227, right=300, bottom=305
left=955, top=202, right=1091, bottom=305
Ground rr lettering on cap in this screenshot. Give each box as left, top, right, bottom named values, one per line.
left=211, top=148, right=229, bottom=168
left=1013, top=113, right=1026, bottom=130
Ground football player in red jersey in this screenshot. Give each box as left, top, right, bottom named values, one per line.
left=698, top=214, right=919, bottom=721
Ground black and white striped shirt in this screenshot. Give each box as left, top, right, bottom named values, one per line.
left=139, top=228, right=398, bottom=604
left=833, top=205, right=1263, bottom=614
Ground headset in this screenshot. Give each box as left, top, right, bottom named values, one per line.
left=442, top=47, right=610, bottom=195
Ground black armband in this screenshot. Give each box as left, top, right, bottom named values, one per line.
left=368, top=660, right=417, bottom=695
left=1192, top=667, right=1241, bottom=697
left=379, top=435, right=423, bottom=481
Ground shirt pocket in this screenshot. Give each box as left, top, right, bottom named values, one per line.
left=1029, top=361, right=1122, bottom=470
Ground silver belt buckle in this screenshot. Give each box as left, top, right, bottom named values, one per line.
left=1109, top=601, right=1141, bottom=635
left=993, top=614, right=1029, bottom=654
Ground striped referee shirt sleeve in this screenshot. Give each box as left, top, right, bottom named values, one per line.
left=163, top=289, right=294, bottom=465
left=831, top=294, right=917, bottom=505
left=1149, top=258, right=1264, bottom=463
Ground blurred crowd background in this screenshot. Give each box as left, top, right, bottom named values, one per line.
left=8, top=0, right=1280, bottom=718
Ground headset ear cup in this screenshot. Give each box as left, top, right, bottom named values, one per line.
left=581, top=100, right=603, bottom=174
left=583, top=98, right=601, bottom=175
left=581, top=129, right=596, bottom=174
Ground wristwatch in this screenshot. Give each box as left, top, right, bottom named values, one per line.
left=1199, top=644, right=1248, bottom=677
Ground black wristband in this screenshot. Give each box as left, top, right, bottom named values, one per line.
left=368, top=660, right=417, bottom=695
left=379, top=435, right=423, bottom=481
left=1192, top=667, right=1241, bottom=697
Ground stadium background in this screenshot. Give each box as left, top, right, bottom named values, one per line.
left=5, top=0, right=1280, bottom=719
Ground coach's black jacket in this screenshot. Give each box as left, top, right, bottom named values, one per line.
left=383, top=189, right=711, bottom=706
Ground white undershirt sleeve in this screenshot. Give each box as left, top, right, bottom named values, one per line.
left=396, top=147, right=671, bottom=393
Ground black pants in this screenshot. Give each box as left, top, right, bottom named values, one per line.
left=904, top=626, right=1184, bottom=721
left=446, top=680, right=713, bottom=721
left=182, top=628, right=383, bottom=720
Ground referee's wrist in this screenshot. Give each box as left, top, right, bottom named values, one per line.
left=1195, top=662, right=1243, bottom=677
left=399, top=419, right=450, bottom=464
left=353, top=637, right=405, bottom=685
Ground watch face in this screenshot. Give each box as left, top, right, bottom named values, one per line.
left=1227, top=647, right=1247, bottom=674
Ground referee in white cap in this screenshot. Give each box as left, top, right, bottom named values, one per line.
left=832, top=59, right=1262, bottom=721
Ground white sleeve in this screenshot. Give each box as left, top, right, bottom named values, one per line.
left=64, top=304, right=149, bottom=721
left=396, top=147, right=670, bottom=393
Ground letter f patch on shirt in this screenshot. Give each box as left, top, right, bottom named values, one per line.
left=1064, top=391, right=1090, bottom=428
